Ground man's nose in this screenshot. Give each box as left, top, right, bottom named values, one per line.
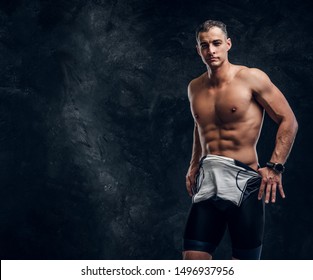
left=208, top=45, right=215, bottom=54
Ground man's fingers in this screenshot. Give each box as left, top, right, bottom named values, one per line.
left=278, top=183, right=286, bottom=199
left=258, top=168, right=284, bottom=203
left=265, top=180, right=272, bottom=204
left=271, top=182, right=277, bottom=203
left=260, top=178, right=284, bottom=204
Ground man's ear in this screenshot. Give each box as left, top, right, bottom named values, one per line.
left=196, top=44, right=201, bottom=56
left=227, top=38, right=232, bottom=51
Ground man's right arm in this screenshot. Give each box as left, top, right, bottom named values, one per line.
left=186, top=123, right=202, bottom=196
left=186, top=80, right=203, bottom=196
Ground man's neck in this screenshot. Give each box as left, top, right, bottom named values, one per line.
left=207, top=60, right=232, bottom=87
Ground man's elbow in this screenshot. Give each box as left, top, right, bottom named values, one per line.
left=287, top=113, right=298, bottom=136
left=281, top=113, right=298, bottom=135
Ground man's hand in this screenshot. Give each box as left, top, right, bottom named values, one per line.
left=258, top=167, right=285, bottom=203
left=186, top=165, right=199, bottom=197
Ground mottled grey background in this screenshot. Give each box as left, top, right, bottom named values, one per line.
left=0, top=0, right=312, bottom=259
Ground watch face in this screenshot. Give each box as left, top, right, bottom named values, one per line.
left=275, top=163, right=285, bottom=173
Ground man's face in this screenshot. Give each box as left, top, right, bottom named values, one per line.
left=196, top=27, right=231, bottom=68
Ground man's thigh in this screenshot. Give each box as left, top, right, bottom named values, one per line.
left=183, top=199, right=227, bottom=255
left=227, top=192, right=265, bottom=259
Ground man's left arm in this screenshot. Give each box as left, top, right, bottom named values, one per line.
left=248, top=68, right=298, bottom=203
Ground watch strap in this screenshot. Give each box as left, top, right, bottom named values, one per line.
left=266, top=162, right=275, bottom=169
left=266, top=162, right=285, bottom=173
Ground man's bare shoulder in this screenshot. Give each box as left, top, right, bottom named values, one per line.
left=235, top=66, right=269, bottom=82
left=188, top=72, right=207, bottom=88
left=187, top=72, right=207, bottom=98
left=235, top=66, right=273, bottom=91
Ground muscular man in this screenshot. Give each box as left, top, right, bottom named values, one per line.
left=182, top=20, right=298, bottom=260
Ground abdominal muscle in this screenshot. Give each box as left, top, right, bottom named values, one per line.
left=199, top=125, right=261, bottom=171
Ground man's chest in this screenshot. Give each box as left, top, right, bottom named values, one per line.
left=191, top=84, right=253, bottom=124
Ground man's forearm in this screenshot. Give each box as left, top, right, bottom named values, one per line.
left=190, top=124, right=202, bottom=167
left=270, top=116, right=298, bottom=164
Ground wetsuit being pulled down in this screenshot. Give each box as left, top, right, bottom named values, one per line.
left=183, top=155, right=264, bottom=259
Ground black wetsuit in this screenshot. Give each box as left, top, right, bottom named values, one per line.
left=183, top=155, right=265, bottom=260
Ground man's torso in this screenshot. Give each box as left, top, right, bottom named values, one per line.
left=188, top=65, right=264, bottom=169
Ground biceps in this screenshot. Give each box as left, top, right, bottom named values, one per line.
left=254, top=86, right=293, bottom=124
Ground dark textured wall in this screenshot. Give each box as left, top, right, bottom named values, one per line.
left=0, top=0, right=312, bottom=259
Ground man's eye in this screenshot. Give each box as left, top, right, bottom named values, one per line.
left=201, top=45, right=208, bottom=49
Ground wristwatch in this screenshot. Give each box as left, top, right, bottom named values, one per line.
left=266, top=162, right=285, bottom=174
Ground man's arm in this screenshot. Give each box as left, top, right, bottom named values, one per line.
left=186, top=123, right=202, bottom=196
left=185, top=81, right=203, bottom=196
left=248, top=68, right=298, bottom=203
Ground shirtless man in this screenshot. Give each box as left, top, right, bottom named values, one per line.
left=182, top=20, right=298, bottom=260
